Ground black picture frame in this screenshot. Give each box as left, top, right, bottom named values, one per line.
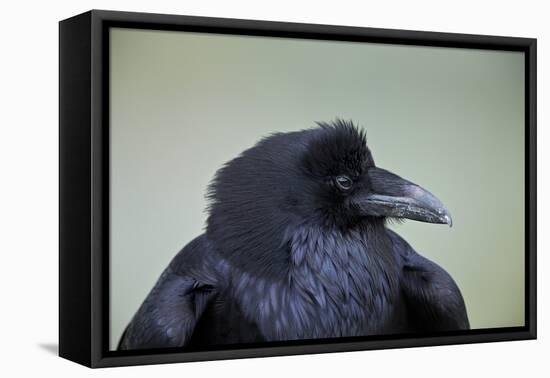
left=59, top=9, right=537, bottom=368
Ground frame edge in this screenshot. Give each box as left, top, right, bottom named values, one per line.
left=59, top=11, right=93, bottom=368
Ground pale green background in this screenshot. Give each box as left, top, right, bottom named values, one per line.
left=109, top=28, right=525, bottom=350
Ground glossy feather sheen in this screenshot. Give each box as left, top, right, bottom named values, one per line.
left=229, top=223, right=400, bottom=340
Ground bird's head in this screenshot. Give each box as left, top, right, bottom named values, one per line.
left=206, top=119, right=451, bottom=274
left=297, top=120, right=453, bottom=228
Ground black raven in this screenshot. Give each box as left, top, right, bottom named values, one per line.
left=118, top=120, right=469, bottom=350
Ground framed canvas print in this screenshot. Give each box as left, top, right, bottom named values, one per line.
left=59, top=10, right=537, bottom=368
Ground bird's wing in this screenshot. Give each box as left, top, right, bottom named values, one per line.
left=387, top=229, right=470, bottom=332
left=117, top=235, right=218, bottom=350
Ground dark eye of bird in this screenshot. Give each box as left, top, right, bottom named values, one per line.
left=335, top=175, right=353, bottom=191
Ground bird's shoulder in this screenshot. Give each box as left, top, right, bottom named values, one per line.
left=167, top=233, right=223, bottom=290
left=385, top=228, right=453, bottom=281
left=386, top=229, right=469, bottom=330
left=118, top=234, right=222, bottom=350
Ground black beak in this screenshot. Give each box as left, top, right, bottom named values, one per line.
left=356, top=167, right=453, bottom=226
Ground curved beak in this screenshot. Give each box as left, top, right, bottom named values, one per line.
left=356, top=167, right=453, bottom=226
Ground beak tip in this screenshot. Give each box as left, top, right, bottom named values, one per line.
left=444, top=214, right=453, bottom=228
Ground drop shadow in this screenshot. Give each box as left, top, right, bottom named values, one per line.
left=38, top=343, right=58, bottom=355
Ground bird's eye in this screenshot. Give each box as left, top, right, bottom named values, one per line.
left=335, top=175, right=353, bottom=191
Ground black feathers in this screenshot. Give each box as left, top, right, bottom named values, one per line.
left=118, top=119, right=469, bottom=350
left=303, top=120, right=373, bottom=178
left=205, top=120, right=371, bottom=278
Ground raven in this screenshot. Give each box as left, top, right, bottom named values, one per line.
left=118, top=120, right=469, bottom=350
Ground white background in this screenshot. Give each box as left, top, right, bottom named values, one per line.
left=0, top=0, right=546, bottom=376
